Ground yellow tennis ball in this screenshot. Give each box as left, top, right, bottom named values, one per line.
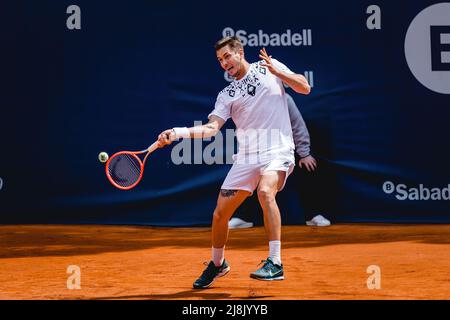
left=98, top=151, right=109, bottom=163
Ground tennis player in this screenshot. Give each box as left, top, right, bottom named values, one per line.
left=157, top=36, right=310, bottom=289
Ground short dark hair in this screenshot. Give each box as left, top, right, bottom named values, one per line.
left=214, top=36, right=243, bottom=52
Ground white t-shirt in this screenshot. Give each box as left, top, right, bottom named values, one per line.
left=208, top=59, right=295, bottom=159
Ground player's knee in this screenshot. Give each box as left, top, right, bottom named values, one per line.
left=257, top=187, right=276, bottom=204
left=213, top=208, right=228, bottom=222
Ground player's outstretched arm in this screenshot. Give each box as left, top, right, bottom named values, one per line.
left=157, top=115, right=226, bottom=147
left=277, top=72, right=311, bottom=95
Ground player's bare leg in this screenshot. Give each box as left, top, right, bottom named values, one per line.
left=212, top=189, right=251, bottom=248
left=257, top=171, right=286, bottom=241
left=193, top=189, right=250, bottom=289
left=250, top=171, right=286, bottom=281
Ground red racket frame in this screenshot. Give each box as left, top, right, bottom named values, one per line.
left=105, top=141, right=159, bottom=190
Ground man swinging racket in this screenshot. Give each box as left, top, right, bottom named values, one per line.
left=157, top=36, right=311, bottom=289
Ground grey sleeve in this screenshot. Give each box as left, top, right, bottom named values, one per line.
left=286, top=94, right=311, bottom=158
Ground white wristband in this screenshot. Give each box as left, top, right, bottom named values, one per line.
left=173, top=127, right=191, bottom=139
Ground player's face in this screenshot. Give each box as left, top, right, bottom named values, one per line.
left=216, top=45, right=244, bottom=78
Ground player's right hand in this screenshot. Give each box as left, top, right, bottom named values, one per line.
left=157, top=129, right=175, bottom=147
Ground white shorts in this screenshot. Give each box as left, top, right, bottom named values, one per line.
left=221, top=150, right=295, bottom=194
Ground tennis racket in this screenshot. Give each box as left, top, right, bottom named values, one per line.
left=105, top=141, right=160, bottom=190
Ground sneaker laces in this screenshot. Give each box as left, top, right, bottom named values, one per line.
left=256, top=259, right=272, bottom=272
left=200, top=261, right=219, bottom=279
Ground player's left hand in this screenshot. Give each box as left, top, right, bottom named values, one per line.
left=259, top=48, right=279, bottom=75
left=299, top=155, right=317, bottom=172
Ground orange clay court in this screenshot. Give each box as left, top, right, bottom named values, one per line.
left=0, top=224, right=449, bottom=300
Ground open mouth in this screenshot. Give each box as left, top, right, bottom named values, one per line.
left=227, top=66, right=234, bottom=72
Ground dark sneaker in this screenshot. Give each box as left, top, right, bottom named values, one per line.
left=193, top=260, right=230, bottom=289
left=250, top=258, right=284, bottom=281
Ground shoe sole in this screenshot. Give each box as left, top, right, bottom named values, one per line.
left=250, top=274, right=284, bottom=281
left=306, top=221, right=330, bottom=226
left=193, top=266, right=231, bottom=289
left=230, top=223, right=254, bottom=229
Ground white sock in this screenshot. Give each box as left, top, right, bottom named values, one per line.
left=212, top=247, right=225, bottom=267
left=269, top=240, right=281, bottom=266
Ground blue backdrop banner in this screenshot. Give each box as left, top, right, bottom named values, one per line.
left=2, top=1, right=450, bottom=224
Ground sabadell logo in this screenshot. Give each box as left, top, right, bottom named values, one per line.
left=383, top=181, right=450, bottom=201
left=222, top=27, right=312, bottom=47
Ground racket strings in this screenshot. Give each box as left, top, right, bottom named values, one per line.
left=108, top=153, right=142, bottom=188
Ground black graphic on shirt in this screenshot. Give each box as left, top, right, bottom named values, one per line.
left=247, top=84, right=256, bottom=96
left=219, top=62, right=264, bottom=99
